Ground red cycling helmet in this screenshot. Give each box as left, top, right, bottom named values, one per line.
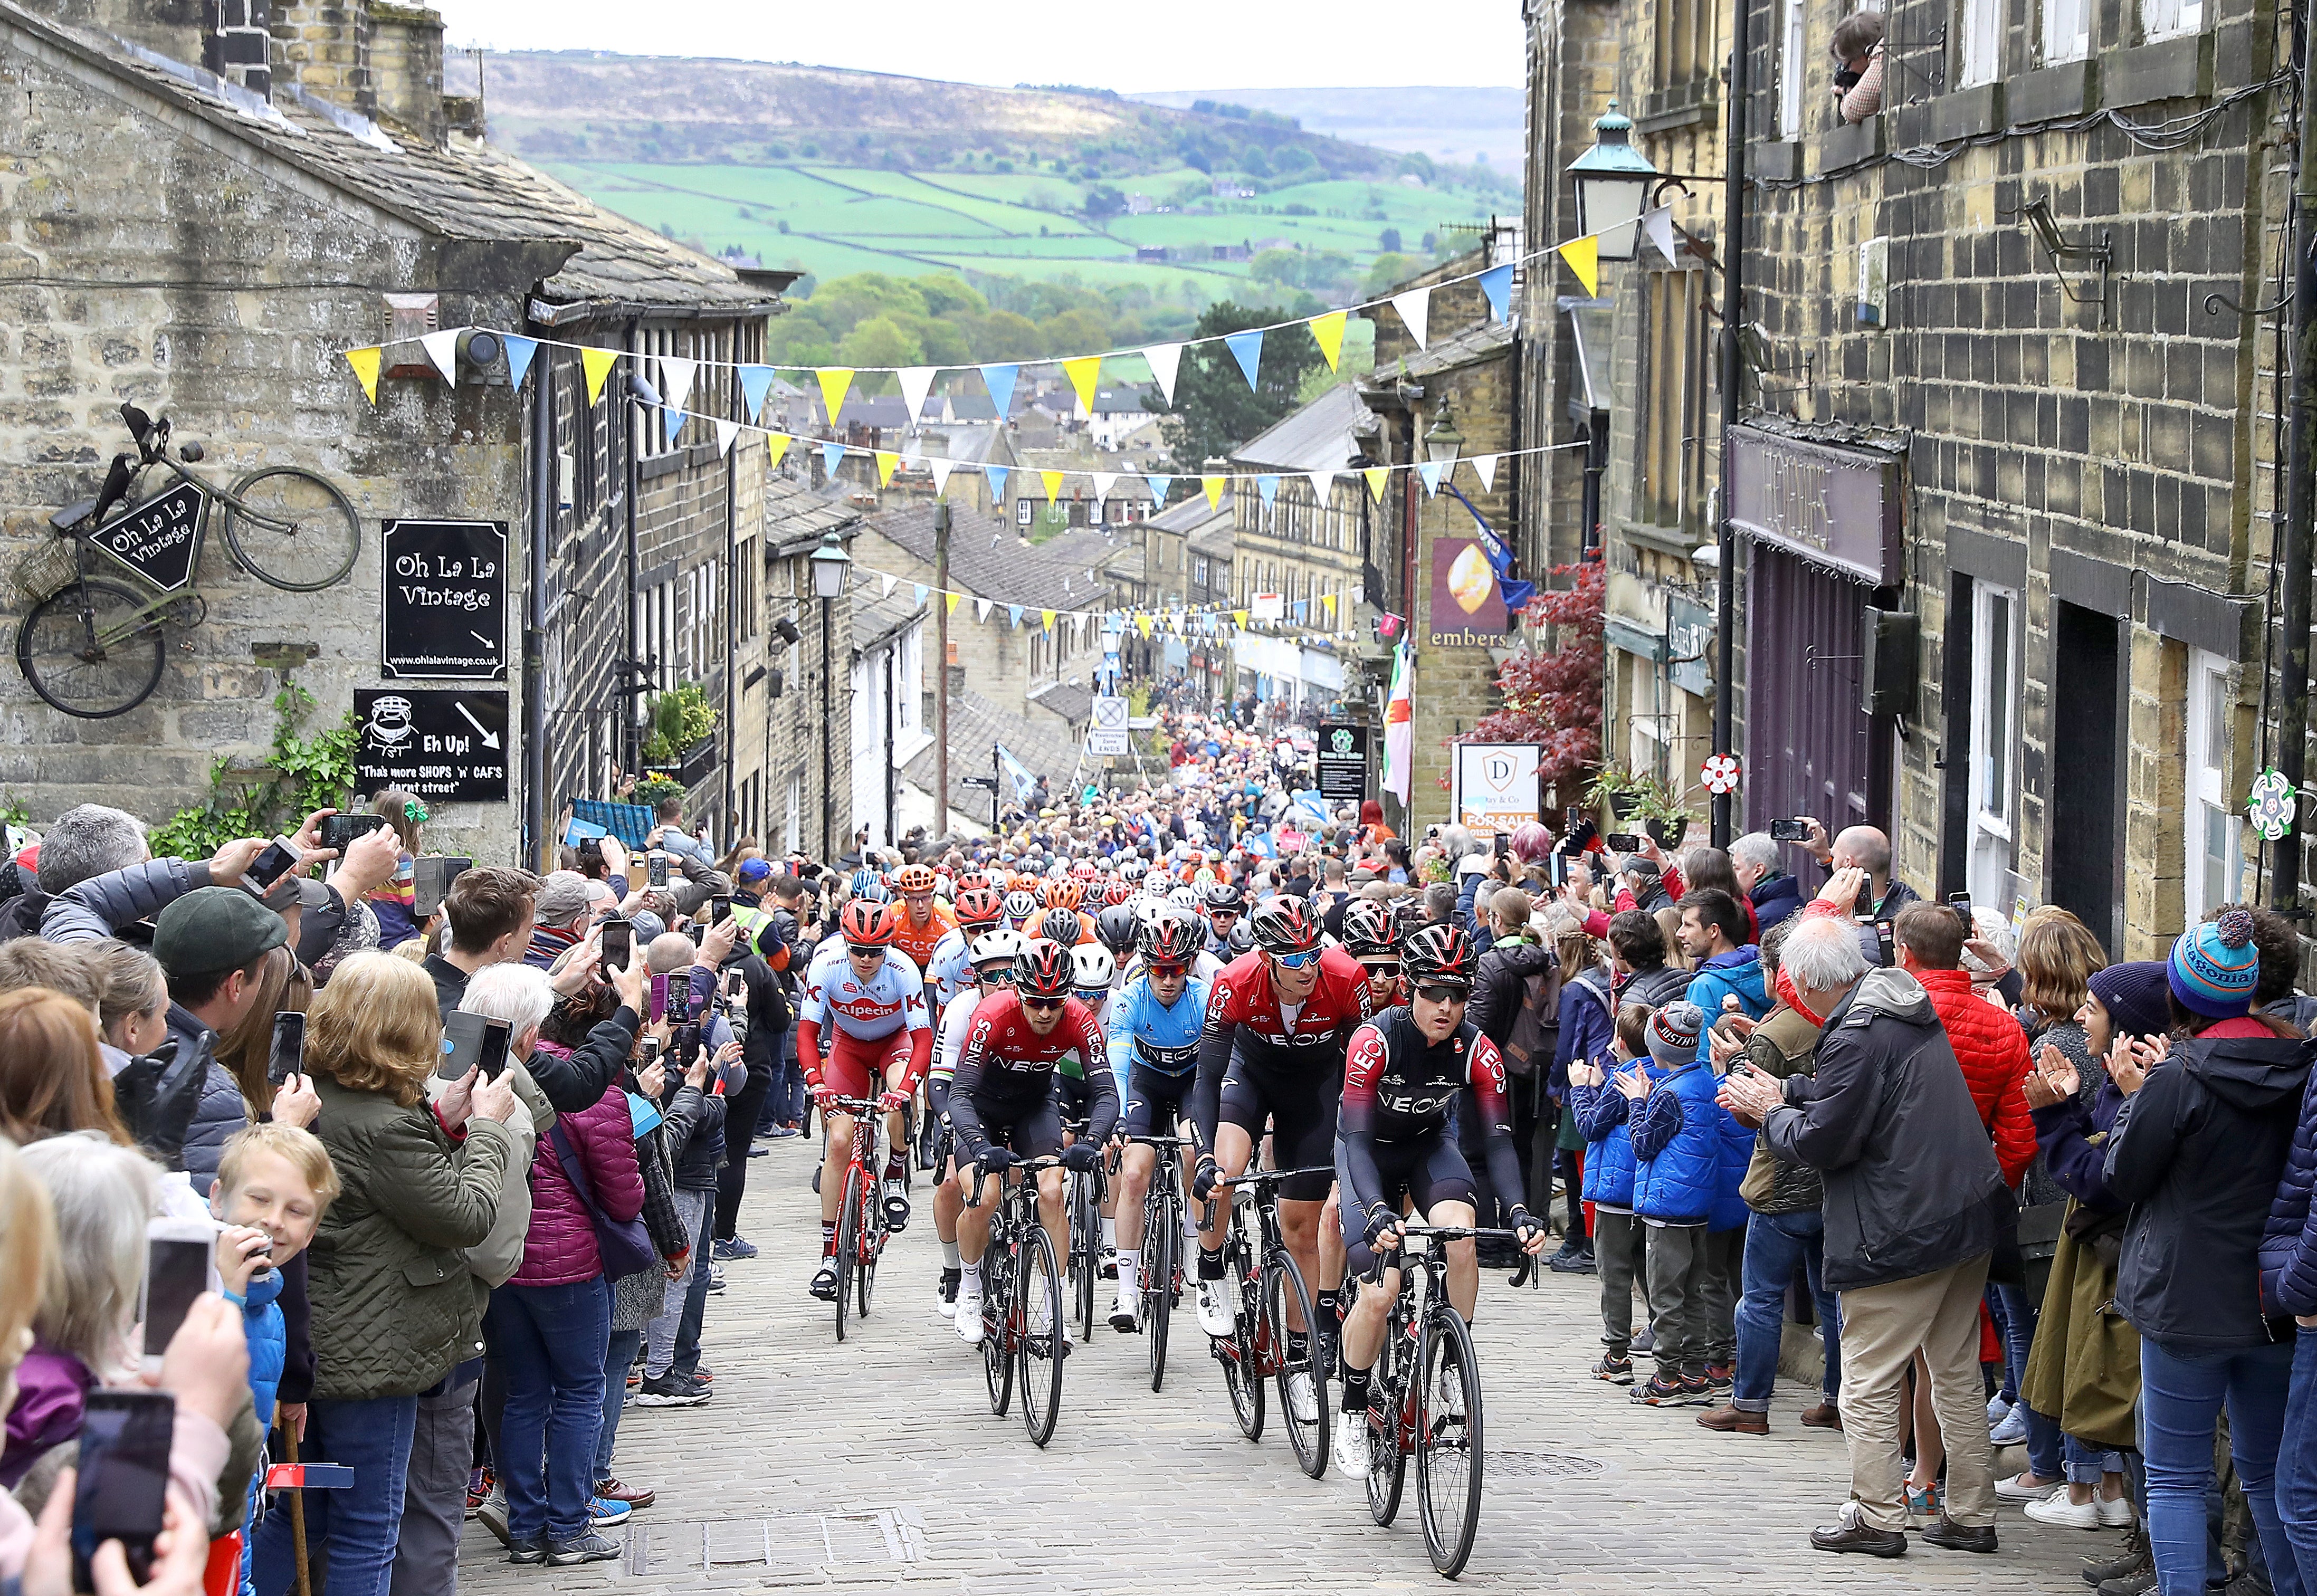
left=1015, top=939, right=1076, bottom=1000
left=1042, top=878, right=1085, bottom=912
left=1401, top=923, right=1477, bottom=991
left=955, top=870, right=995, bottom=897
left=955, top=885, right=1006, bottom=928
left=1100, top=877, right=1136, bottom=907
left=838, top=899, right=895, bottom=948
left=1247, top=897, right=1321, bottom=957
left=1069, top=860, right=1100, bottom=882
left=1141, top=910, right=1207, bottom=968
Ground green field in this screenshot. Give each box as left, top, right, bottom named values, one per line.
left=539, top=160, right=1500, bottom=305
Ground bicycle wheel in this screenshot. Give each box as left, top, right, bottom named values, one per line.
left=1218, top=1248, right=1264, bottom=1441
left=854, top=1170, right=880, bottom=1319
left=834, top=1167, right=860, bottom=1342
left=1416, top=1307, right=1485, bottom=1578
left=1018, top=1223, right=1065, bottom=1448
left=983, top=1234, right=1014, bottom=1417
left=16, top=579, right=165, bottom=718
left=1367, top=1292, right=1407, bottom=1526
left=1266, top=1249, right=1329, bottom=1479
left=1143, top=1188, right=1175, bottom=1392
left=1070, top=1171, right=1098, bottom=1345
left=222, top=467, right=360, bottom=591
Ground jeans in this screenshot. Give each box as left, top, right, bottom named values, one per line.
left=769, top=1028, right=805, bottom=1126
left=672, top=1191, right=716, bottom=1377
left=487, top=1277, right=612, bottom=1543
left=1732, top=1208, right=1842, bottom=1412
left=2283, top=1331, right=2317, bottom=1596
left=2140, top=1335, right=2304, bottom=1596
left=1987, top=1281, right=2037, bottom=1405
left=250, top=1393, right=417, bottom=1596
left=645, top=1189, right=712, bottom=1378
left=717, top=1065, right=775, bottom=1239
left=595, top=1327, right=641, bottom=1484
left=386, top=1375, right=476, bottom=1596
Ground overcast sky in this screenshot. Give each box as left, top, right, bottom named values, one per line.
left=427, top=0, right=1528, bottom=90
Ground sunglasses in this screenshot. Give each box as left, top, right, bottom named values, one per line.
left=1147, top=963, right=1189, bottom=979
left=973, top=966, right=1014, bottom=983
left=1361, top=961, right=1401, bottom=979
left=1414, top=983, right=1469, bottom=1006
left=1272, top=949, right=1322, bottom=971
left=1021, top=996, right=1065, bottom=1013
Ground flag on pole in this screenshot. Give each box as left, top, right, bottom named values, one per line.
left=996, top=743, right=1037, bottom=800
left=1382, top=646, right=1414, bottom=806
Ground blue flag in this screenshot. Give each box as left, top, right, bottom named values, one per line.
left=996, top=743, right=1037, bottom=799
left=986, top=464, right=1008, bottom=502
left=981, top=363, right=1019, bottom=417
left=821, top=440, right=846, bottom=479
left=1256, top=474, right=1279, bottom=510
left=1477, top=263, right=1515, bottom=324
left=501, top=335, right=539, bottom=391
left=738, top=364, right=776, bottom=419
left=1445, top=483, right=1534, bottom=613
left=1224, top=329, right=1264, bottom=391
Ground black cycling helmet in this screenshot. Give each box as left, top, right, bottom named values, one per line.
left=1202, top=882, right=1246, bottom=915
left=1400, top=923, right=1476, bottom=992
left=1038, top=906, right=1084, bottom=947
left=1246, top=896, right=1321, bottom=956
left=1340, top=896, right=1398, bottom=959
left=1226, top=919, right=1260, bottom=956
left=1094, top=902, right=1140, bottom=957
left=1141, top=909, right=1206, bottom=967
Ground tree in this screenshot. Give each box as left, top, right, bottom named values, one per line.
left=1152, top=299, right=1325, bottom=473
left=837, top=315, right=922, bottom=369
left=974, top=309, right=1045, bottom=361
left=1364, top=252, right=1420, bottom=298
left=1453, top=557, right=1605, bottom=797
left=1248, top=247, right=1303, bottom=286
left=1378, top=226, right=1402, bottom=253
left=1085, top=184, right=1127, bottom=218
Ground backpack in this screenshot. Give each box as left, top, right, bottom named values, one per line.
left=1501, top=959, right=1563, bottom=1081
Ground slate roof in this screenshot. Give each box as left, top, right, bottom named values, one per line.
left=904, top=687, right=1083, bottom=825
left=1027, top=680, right=1096, bottom=725
left=1, top=1, right=771, bottom=318
left=862, top=502, right=1119, bottom=613
left=1394, top=318, right=1516, bottom=378
left=1186, top=515, right=1237, bottom=559
left=761, top=471, right=863, bottom=553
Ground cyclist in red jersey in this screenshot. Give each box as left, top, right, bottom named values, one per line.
left=1187, top=897, right=1374, bottom=1363
left=948, top=940, right=1115, bottom=1345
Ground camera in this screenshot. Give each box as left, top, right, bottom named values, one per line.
left=1768, top=817, right=1811, bottom=843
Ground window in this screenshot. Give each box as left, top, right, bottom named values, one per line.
left=1194, top=556, right=1209, bottom=586
left=785, top=773, right=802, bottom=855
left=1626, top=657, right=1667, bottom=780
left=2185, top=649, right=2241, bottom=919
left=1780, top=0, right=1808, bottom=136
left=1960, top=0, right=2002, bottom=84
left=1016, top=496, right=1034, bottom=527
left=1641, top=270, right=1704, bottom=528
left=2141, top=0, right=2199, bottom=40
left=1966, top=580, right=2019, bottom=906
left=1656, top=0, right=1719, bottom=86
left=2043, top=0, right=2089, bottom=62
left=736, top=535, right=760, bottom=640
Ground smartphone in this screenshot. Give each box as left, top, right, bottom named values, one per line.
left=266, top=1011, right=306, bottom=1088
left=1875, top=917, right=1896, bottom=968
left=710, top=894, right=733, bottom=925
left=476, top=1019, right=512, bottom=1083
left=666, top=973, right=694, bottom=1026
left=139, top=1218, right=219, bottom=1374
left=71, top=1389, right=174, bottom=1592
left=647, top=850, right=670, bottom=888
left=1769, top=817, right=1811, bottom=842
left=442, top=1010, right=489, bottom=1079
left=412, top=856, right=471, bottom=921
left=674, top=1021, right=702, bottom=1072
left=1493, top=832, right=1511, bottom=858
left=599, top=916, right=633, bottom=973
left=244, top=837, right=300, bottom=892
left=319, top=812, right=389, bottom=853
left=647, top=971, right=669, bottom=1024
left=1948, top=890, right=1974, bottom=930
left=1546, top=853, right=1569, bottom=889
left=1603, top=833, right=1643, bottom=854
left=638, top=1034, right=662, bottom=1067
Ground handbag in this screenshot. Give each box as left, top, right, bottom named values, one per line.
left=549, top=1123, right=656, bottom=1278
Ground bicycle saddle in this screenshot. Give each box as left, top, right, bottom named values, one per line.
left=50, top=498, right=95, bottom=533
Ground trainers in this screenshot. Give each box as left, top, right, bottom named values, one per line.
left=2096, top=1493, right=2135, bottom=1528
left=465, top=1466, right=488, bottom=1514
left=1547, top=1241, right=1597, bottom=1274
left=1987, top=1392, right=2014, bottom=1426
left=808, top=1260, right=838, bottom=1301
left=634, top=1372, right=711, bottom=1408
left=955, top=1280, right=986, bottom=1344
left=1696, top=1404, right=1768, bottom=1434
left=1703, top=1361, right=1734, bottom=1391
left=936, top=1267, right=961, bottom=1319
left=1109, top=1286, right=1140, bottom=1333
left=1921, top=1514, right=1998, bottom=1554
left=475, top=1487, right=511, bottom=1547
left=1905, top=1479, right=1944, bottom=1529
left=2097, top=1570, right=2158, bottom=1596
left=1675, top=1373, right=1719, bottom=1405
left=1195, top=1280, right=1236, bottom=1337
left=588, top=1496, right=632, bottom=1528
left=1990, top=1404, right=2031, bottom=1446
left=595, top=1476, right=654, bottom=1509
left=1811, top=1499, right=1909, bottom=1557
left=1631, top=1324, right=1656, bottom=1355
left=545, top=1532, right=622, bottom=1567
left=1997, top=1471, right=2066, bottom=1503
left=712, top=1236, right=758, bottom=1261
left=1799, top=1402, right=1843, bottom=1430
left=2025, top=1494, right=2103, bottom=1530
left=1592, top=1352, right=1635, bottom=1384
left=1629, top=1373, right=1693, bottom=1407
left=1333, top=1410, right=1370, bottom=1479
left=506, top=1537, right=546, bottom=1566
left=764, top=1124, right=799, bottom=1139
left=704, top=1264, right=726, bottom=1293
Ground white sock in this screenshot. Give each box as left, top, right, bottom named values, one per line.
left=940, top=1240, right=960, bottom=1269
left=1101, top=1216, right=1117, bottom=1249
left=1117, top=1249, right=1140, bottom=1294
left=961, top=1261, right=981, bottom=1291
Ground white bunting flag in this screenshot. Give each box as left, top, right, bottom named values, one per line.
left=881, top=574, right=896, bottom=598
left=1642, top=205, right=1680, bottom=265
left=418, top=329, right=461, bottom=382
left=976, top=597, right=992, bottom=623
left=895, top=366, right=938, bottom=422
left=1472, top=453, right=1498, bottom=493
left=1142, top=343, right=1184, bottom=405
left=931, top=458, right=955, bottom=495
left=711, top=419, right=737, bottom=456
left=1306, top=470, right=1334, bottom=506
left=1390, top=288, right=1431, bottom=350
left=657, top=356, right=697, bottom=416
left=1092, top=472, right=1118, bottom=503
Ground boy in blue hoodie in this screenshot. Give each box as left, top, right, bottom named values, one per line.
left=210, top=1123, right=341, bottom=1596
left=1624, top=1001, right=1724, bottom=1407
left=1568, top=1001, right=1657, bottom=1384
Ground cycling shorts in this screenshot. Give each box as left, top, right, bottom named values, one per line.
left=1123, top=1062, right=1194, bottom=1140
left=1334, top=1130, right=1477, bottom=1277
left=967, top=1093, right=1064, bottom=1161
left=819, top=1028, right=917, bottom=1102
left=1218, top=1044, right=1340, bottom=1202
left=1057, top=1071, right=1096, bottom=1130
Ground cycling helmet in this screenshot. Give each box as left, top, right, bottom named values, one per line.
left=1042, top=878, right=1085, bottom=912
left=969, top=926, right=1026, bottom=970
left=1167, top=885, right=1199, bottom=911
left=1119, top=857, right=1148, bottom=883
left=1002, top=888, right=1041, bottom=923
left=1340, top=896, right=1399, bottom=959
left=1226, top=920, right=1260, bottom=956
left=1203, top=882, right=1246, bottom=915
left=891, top=863, right=937, bottom=895
left=1070, top=860, right=1101, bottom=883
left=838, top=899, right=895, bottom=948
left=1401, top=923, right=1477, bottom=992
left=955, top=870, right=995, bottom=896
left=851, top=877, right=892, bottom=904
left=1015, top=940, right=1075, bottom=1000
left=1141, top=910, right=1207, bottom=968
left=848, top=866, right=881, bottom=899
left=1090, top=901, right=1137, bottom=954
left=1038, top=906, right=1084, bottom=947
left=955, top=885, right=1006, bottom=928
left=1247, top=896, right=1321, bottom=956
left=1070, top=943, right=1116, bottom=992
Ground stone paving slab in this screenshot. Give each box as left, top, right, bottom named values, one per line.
left=456, top=1136, right=2109, bottom=1593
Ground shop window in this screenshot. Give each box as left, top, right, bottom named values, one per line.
left=2185, top=649, right=2240, bottom=919
left=1966, top=580, right=2019, bottom=905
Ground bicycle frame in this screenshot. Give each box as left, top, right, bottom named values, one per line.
left=1214, top=1165, right=1331, bottom=1380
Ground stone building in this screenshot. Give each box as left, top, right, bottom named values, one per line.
left=0, top=0, right=778, bottom=869
left=758, top=472, right=860, bottom=860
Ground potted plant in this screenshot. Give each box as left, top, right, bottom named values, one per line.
left=1583, top=767, right=1694, bottom=846
left=640, top=683, right=721, bottom=788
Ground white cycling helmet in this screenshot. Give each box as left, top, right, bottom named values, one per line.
left=1168, top=885, right=1199, bottom=911
left=1119, top=857, right=1148, bottom=882
left=1070, top=943, right=1116, bottom=991
left=969, top=927, right=1028, bottom=968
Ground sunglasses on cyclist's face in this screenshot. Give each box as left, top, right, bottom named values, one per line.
left=1414, top=983, right=1468, bottom=1007
left=1021, top=995, right=1065, bottom=1014
left=1147, top=963, right=1188, bottom=979
left=1271, top=949, right=1321, bottom=971
left=972, top=964, right=1014, bottom=984
left=1361, top=961, right=1401, bottom=980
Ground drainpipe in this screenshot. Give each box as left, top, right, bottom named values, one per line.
left=1710, top=0, right=1750, bottom=850
left=2271, top=34, right=2317, bottom=912
left=524, top=333, right=554, bottom=869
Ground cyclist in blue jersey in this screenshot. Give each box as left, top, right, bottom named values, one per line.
left=1102, top=910, right=1212, bottom=1332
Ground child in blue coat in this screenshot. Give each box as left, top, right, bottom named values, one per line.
left=1624, top=1002, right=1724, bottom=1407
left=1568, top=999, right=1657, bottom=1383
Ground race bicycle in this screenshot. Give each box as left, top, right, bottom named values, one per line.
left=1346, top=1224, right=1512, bottom=1580
left=16, top=403, right=361, bottom=717
left=1128, top=1132, right=1190, bottom=1391
left=966, top=1154, right=1067, bottom=1448
left=827, top=1095, right=891, bottom=1342
left=1061, top=1117, right=1108, bottom=1346
left=1210, top=1165, right=1333, bottom=1480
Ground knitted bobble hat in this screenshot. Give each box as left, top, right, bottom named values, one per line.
left=2168, top=907, right=2261, bottom=1018
left=1646, top=1001, right=1704, bottom=1068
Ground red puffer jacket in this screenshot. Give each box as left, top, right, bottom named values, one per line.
left=512, top=1072, right=643, bottom=1287
left=1913, top=967, right=2036, bottom=1186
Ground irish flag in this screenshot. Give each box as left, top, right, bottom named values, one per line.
left=1382, top=645, right=1413, bottom=805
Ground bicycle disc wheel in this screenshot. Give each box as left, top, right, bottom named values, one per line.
left=16, top=579, right=165, bottom=719
left=223, top=467, right=360, bottom=591
left=1144, top=1192, right=1175, bottom=1392
left=983, top=1240, right=1014, bottom=1417
left=1071, top=1172, right=1098, bottom=1345
left=834, top=1167, right=860, bottom=1342
left=1266, top=1250, right=1329, bottom=1479
left=1019, top=1225, right=1065, bottom=1448
left=1367, top=1296, right=1406, bottom=1526
left=1416, top=1308, right=1485, bottom=1578
left=854, top=1177, right=879, bottom=1319
left=1219, top=1250, right=1264, bottom=1441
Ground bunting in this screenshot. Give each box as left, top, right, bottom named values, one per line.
left=1364, top=465, right=1389, bottom=502
left=913, top=582, right=928, bottom=605
left=980, top=363, right=1019, bottom=417
left=1202, top=474, right=1226, bottom=510
left=815, top=367, right=854, bottom=425
left=739, top=364, right=776, bottom=420
left=1040, top=470, right=1064, bottom=505
left=1477, top=263, right=1515, bottom=324
left=946, top=591, right=961, bottom=615
left=1040, top=608, right=1056, bottom=630
left=345, top=346, right=382, bottom=405
left=986, top=465, right=1008, bottom=502
left=1557, top=234, right=1600, bottom=298
left=880, top=573, right=897, bottom=598
left=713, top=419, right=739, bottom=457
left=1642, top=205, right=1681, bottom=265
left=1306, top=470, right=1335, bottom=506
left=1091, top=472, right=1118, bottom=503
left=1256, top=474, right=1279, bottom=510
left=1143, top=343, right=1183, bottom=405
left=581, top=347, right=619, bottom=406
left=1390, top=287, right=1431, bottom=350
left=766, top=431, right=792, bottom=470
left=1224, top=329, right=1265, bottom=391
left=419, top=328, right=460, bottom=383
left=1308, top=310, right=1347, bottom=372
left=930, top=458, right=955, bottom=495
left=1062, top=355, right=1102, bottom=415
left=502, top=335, right=539, bottom=391
left=1418, top=460, right=1446, bottom=496
left=1146, top=474, right=1172, bottom=507
left=875, top=450, right=900, bottom=487
left=976, top=597, right=991, bottom=622
left=820, top=439, right=845, bottom=479
left=1473, top=454, right=1499, bottom=493
left=895, top=365, right=938, bottom=423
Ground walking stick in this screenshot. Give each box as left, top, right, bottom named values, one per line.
left=282, top=1422, right=312, bottom=1596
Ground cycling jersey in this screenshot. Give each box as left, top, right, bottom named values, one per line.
left=888, top=901, right=958, bottom=976
left=1122, top=949, right=1225, bottom=988
left=1103, top=973, right=1212, bottom=1101
left=923, top=925, right=975, bottom=1011
left=795, top=948, right=932, bottom=1098
left=1338, top=1006, right=1522, bottom=1222
left=1189, top=945, right=1375, bottom=1201
left=948, top=989, right=1116, bottom=1157
left=928, top=987, right=983, bottom=1118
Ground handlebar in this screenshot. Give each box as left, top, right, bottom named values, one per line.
left=1127, top=1133, right=1190, bottom=1148
left=1216, top=1164, right=1334, bottom=1190
left=824, top=1095, right=880, bottom=1115
left=962, top=1153, right=1063, bottom=1207
left=1395, top=1224, right=1520, bottom=1242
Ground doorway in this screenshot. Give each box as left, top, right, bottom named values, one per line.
left=2048, top=601, right=2123, bottom=950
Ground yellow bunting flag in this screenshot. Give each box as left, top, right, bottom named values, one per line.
left=1308, top=311, right=1347, bottom=372
left=766, top=432, right=793, bottom=470
left=1041, top=470, right=1064, bottom=505
left=1202, top=475, right=1225, bottom=510
left=344, top=347, right=382, bottom=405
left=946, top=591, right=961, bottom=615
left=1062, top=355, right=1102, bottom=415
left=1364, top=466, right=1389, bottom=502
left=1041, top=608, right=1056, bottom=630
left=816, top=367, right=854, bottom=424
left=874, top=450, right=899, bottom=487
left=1232, top=609, right=1249, bottom=627
left=1557, top=234, right=1600, bottom=298
left=581, top=347, right=619, bottom=406
left=1137, top=614, right=1155, bottom=637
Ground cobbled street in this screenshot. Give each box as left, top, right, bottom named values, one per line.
left=456, top=1136, right=2110, bottom=1594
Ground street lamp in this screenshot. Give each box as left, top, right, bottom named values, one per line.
left=1424, top=394, right=1465, bottom=467
left=808, top=530, right=852, bottom=857
left=1567, top=100, right=1660, bottom=263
